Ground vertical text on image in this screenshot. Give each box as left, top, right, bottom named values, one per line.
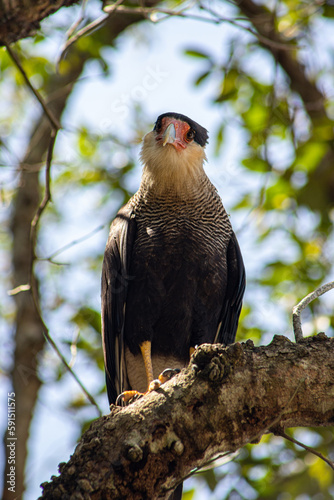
left=7, top=392, right=16, bottom=494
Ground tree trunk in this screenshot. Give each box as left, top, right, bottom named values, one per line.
left=2, top=3, right=162, bottom=498
left=39, top=334, right=334, bottom=500
left=3, top=49, right=89, bottom=500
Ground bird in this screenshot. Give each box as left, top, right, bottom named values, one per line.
left=101, top=112, right=245, bottom=499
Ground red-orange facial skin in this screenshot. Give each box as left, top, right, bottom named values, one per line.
left=155, top=117, right=193, bottom=152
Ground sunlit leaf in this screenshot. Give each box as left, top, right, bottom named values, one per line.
left=184, top=49, right=212, bottom=59
left=194, top=69, right=211, bottom=86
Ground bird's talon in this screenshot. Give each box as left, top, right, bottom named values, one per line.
left=115, top=393, right=125, bottom=406
left=116, top=390, right=143, bottom=406
left=189, top=346, right=197, bottom=357
left=158, top=368, right=181, bottom=384
left=148, top=379, right=161, bottom=391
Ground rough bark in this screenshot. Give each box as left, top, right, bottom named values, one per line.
left=39, top=334, right=334, bottom=500
left=0, top=0, right=81, bottom=45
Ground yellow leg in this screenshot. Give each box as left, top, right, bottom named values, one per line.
left=116, top=341, right=180, bottom=405
left=189, top=347, right=195, bottom=357
left=140, top=340, right=154, bottom=388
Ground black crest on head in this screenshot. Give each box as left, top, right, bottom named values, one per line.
left=154, top=112, right=209, bottom=147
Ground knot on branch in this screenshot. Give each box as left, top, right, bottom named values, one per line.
left=150, top=426, right=184, bottom=457
left=207, top=356, right=225, bottom=382
left=191, top=343, right=246, bottom=383
left=126, top=444, right=143, bottom=462
left=192, top=344, right=226, bottom=380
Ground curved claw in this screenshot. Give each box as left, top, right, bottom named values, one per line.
left=158, top=368, right=181, bottom=384
left=116, top=390, right=143, bottom=406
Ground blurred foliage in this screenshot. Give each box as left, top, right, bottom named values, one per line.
left=1, top=0, right=334, bottom=499
left=183, top=0, right=334, bottom=498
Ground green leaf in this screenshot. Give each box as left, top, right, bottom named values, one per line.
left=78, top=128, right=98, bottom=158
left=71, top=307, right=101, bottom=334
left=323, top=4, right=334, bottom=18
left=242, top=102, right=269, bottom=132
left=215, top=68, right=239, bottom=102
left=182, top=489, right=196, bottom=500
left=184, top=49, right=212, bottom=59
left=294, top=141, right=329, bottom=172
left=214, top=123, right=225, bottom=156
left=194, top=69, right=211, bottom=86
left=242, top=157, right=271, bottom=172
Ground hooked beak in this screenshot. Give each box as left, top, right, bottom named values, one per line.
left=162, top=123, right=176, bottom=146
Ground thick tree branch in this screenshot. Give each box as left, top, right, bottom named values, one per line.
left=0, top=0, right=80, bottom=45
left=39, top=334, right=334, bottom=499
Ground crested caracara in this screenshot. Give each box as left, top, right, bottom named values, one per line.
left=101, top=112, right=245, bottom=499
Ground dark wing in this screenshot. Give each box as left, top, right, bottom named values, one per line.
left=215, top=232, right=246, bottom=345
left=101, top=204, right=136, bottom=405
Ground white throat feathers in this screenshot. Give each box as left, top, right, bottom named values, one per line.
left=140, top=131, right=207, bottom=197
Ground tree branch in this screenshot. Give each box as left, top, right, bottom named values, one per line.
left=5, top=43, right=61, bottom=131
left=274, top=429, right=334, bottom=471
left=0, top=0, right=81, bottom=45
left=235, top=0, right=326, bottom=120
left=39, top=334, right=334, bottom=499
left=293, top=281, right=334, bottom=341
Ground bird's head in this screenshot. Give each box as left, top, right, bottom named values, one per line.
left=140, top=113, right=209, bottom=194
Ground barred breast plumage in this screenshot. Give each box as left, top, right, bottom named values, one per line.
left=125, top=174, right=232, bottom=361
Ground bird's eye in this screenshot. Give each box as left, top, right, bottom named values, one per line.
left=186, top=129, right=195, bottom=142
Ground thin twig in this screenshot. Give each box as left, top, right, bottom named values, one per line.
left=28, top=126, right=102, bottom=415
left=29, top=272, right=102, bottom=416
left=27, top=130, right=101, bottom=416
left=57, top=13, right=109, bottom=65
left=58, top=0, right=124, bottom=64
left=292, top=281, right=334, bottom=342
left=5, top=43, right=61, bottom=131
left=45, top=259, right=71, bottom=266
left=58, top=0, right=295, bottom=66
left=103, top=3, right=295, bottom=51
left=39, top=224, right=106, bottom=262
left=276, top=429, right=334, bottom=471
left=30, top=129, right=57, bottom=243
left=200, top=1, right=295, bottom=51
left=69, top=328, right=80, bottom=368
left=269, top=373, right=334, bottom=471
left=7, top=284, right=31, bottom=296
left=29, top=128, right=57, bottom=286
left=6, top=43, right=102, bottom=414
left=104, top=4, right=222, bottom=24
left=66, top=0, right=88, bottom=40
